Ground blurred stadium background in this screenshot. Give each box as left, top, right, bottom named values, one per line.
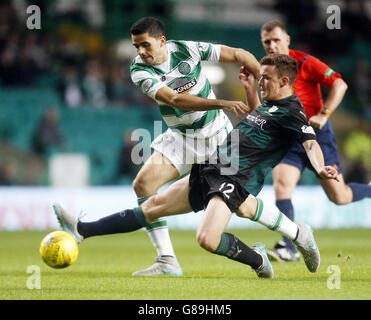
left=0, top=0, right=369, bottom=230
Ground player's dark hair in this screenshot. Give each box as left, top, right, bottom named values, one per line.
left=260, top=54, right=298, bottom=85
left=130, top=17, right=165, bottom=38
left=261, top=20, right=287, bottom=34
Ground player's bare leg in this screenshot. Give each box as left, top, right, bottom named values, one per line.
left=197, top=195, right=274, bottom=278
left=196, top=196, right=233, bottom=252
left=320, top=172, right=371, bottom=204
left=142, top=175, right=193, bottom=222
left=133, top=151, right=180, bottom=197
left=132, top=150, right=182, bottom=276
left=319, top=174, right=353, bottom=204
left=269, top=163, right=302, bottom=262
left=273, top=164, right=301, bottom=199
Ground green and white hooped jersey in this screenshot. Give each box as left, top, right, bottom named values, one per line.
left=130, top=40, right=231, bottom=138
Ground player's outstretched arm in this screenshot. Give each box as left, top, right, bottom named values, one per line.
left=219, top=45, right=261, bottom=80
left=155, top=85, right=250, bottom=120
left=302, top=139, right=339, bottom=181
left=239, top=66, right=261, bottom=111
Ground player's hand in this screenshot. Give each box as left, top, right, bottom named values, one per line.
left=239, top=66, right=256, bottom=88
left=309, top=113, right=328, bottom=130
left=222, top=100, right=250, bottom=120
left=318, top=165, right=340, bottom=182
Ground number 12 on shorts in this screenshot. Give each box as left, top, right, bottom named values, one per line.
left=219, top=182, right=235, bottom=199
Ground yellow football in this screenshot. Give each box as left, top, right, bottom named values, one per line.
left=40, top=231, right=78, bottom=268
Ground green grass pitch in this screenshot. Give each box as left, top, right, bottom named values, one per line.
left=1, top=228, right=370, bottom=300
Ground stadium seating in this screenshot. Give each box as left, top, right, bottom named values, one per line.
left=0, top=88, right=159, bottom=185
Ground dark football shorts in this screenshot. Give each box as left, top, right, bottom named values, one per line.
left=280, top=121, right=342, bottom=175
left=188, top=163, right=250, bottom=213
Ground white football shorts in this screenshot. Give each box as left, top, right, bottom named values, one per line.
left=151, top=123, right=233, bottom=176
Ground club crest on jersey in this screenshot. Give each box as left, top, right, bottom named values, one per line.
left=301, top=125, right=316, bottom=135
left=178, top=62, right=191, bottom=75
left=269, top=105, right=278, bottom=113
left=265, top=105, right=278, bottom=116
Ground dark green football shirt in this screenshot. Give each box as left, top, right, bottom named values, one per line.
left=213, top=94, right=316, bottom=196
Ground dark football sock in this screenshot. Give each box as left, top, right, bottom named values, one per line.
left=276, top=199, right=297, bottom=253
left=348, top=183, right=371, bottom=202
left=214, top=233, right=263, bottom=270
left=77, top=207, right=147, bottom=239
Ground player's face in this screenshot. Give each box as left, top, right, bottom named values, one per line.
left=258, top=65, right=282, bottom=100
left=261, top=27, right=290, bottom=55
left=132, top=32, right=166, bottom=65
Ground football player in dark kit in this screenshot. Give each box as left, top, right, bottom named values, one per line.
left=54, top=54, right=339, bottom=279
left=259, top=21, right=371, bottom=262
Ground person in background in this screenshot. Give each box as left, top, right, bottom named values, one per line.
left=32, top=107, right=64, bottom=157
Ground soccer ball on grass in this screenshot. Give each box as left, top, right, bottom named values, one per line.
left=40, top=231, right=78, bottom=268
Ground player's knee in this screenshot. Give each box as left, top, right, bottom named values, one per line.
left=196, top=231, right=218, bottom=252
left=327, top=191, right=350, bottom=205
left=132, top=175, right=142, bottom=195
left=273, top=177, right=293, bottom=198
left=133, top=173, right=154, bottom=196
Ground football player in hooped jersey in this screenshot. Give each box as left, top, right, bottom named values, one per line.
left=259, top=21, right=371, bottom=262
left=128, top=17, right=261, bottom=276
left=54, top=54, right=339, bottom=279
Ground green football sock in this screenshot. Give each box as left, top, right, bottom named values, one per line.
left=251, top=198, right=298, bottom=239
